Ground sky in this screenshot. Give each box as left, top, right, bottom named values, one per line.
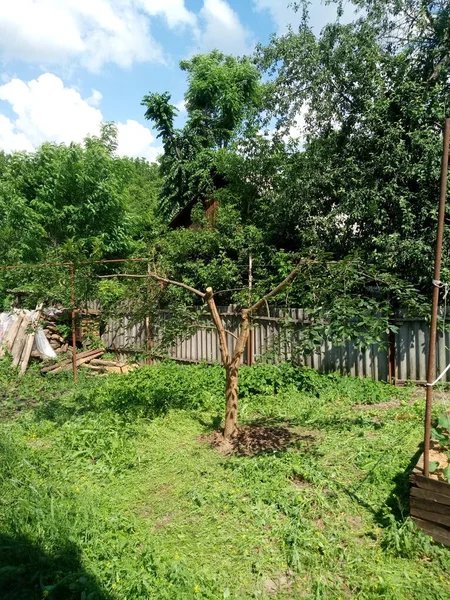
left=0, top=1, right=349, bottom=161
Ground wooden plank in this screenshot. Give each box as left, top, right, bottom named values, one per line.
left=20, top=305, right=42, bottom=376
left=410, top=506, right=450, bottom=527
left=411, top=486, right=450, bottom=506
left=90, top=359, right=125, bottom=367
left=11, top=316, right=30, bottom=368
left=51, top=350, right=104, bottom=374
left=413, top=474, right=450, bottom=498
left=41, top=348, right=103, bottom=374
left=410, top=496, right=450, bottom=516
left=413, top=518, right=450, bottom=547
left=80, top=364, right=104, bottom=372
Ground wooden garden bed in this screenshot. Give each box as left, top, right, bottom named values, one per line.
left=409, top=453, right=450, bottom=547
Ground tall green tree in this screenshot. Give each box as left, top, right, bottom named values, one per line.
left=248, top=0, right=450, bottom=293
left=142, top=51, right=261, bottom=219
left=0, top=124, right=162, bottom=307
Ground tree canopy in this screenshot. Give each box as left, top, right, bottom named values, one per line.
left=1, top=0, right=449, bottom=341
left=142, top=51, right=261, bottom=220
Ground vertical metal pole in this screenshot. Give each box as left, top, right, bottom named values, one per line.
left=247, top=254, right=254, bottom=366
left=146, top=263, right=153, bottom=365
left=388, top=328, right=396, bottom=384
left=70, top=263, right=78, bottom=384
left=424, top=118, right=450, bottom=476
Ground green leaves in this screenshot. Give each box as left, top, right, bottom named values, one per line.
left=444, top=465, right=450, bottom=483
left=254, top=1, right=450, bottom=295
left=142, top=51, right=262, bottom=220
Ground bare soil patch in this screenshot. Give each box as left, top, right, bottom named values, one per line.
left=428, top=440, right=450, bottom=482
left=292, top=475, right=310, bottom=489
left=203, top=424, right=311, bottom=457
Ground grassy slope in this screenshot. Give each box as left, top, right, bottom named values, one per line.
left=0, top=363, right=449, bottom=599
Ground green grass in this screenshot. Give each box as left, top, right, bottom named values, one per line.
left=0, top=360, right=449, bottom=599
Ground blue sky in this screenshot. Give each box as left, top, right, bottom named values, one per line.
left=0, top=1, right=348, bottom=161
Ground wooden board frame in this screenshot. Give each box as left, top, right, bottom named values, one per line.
left=409, top=453, right=450, bottom=547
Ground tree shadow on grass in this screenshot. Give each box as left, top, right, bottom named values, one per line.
left=201, top=415, right=318, bottom=457
left=377, top=444, right=423, bottom=524
left=0, top=532, right=111, bottom=600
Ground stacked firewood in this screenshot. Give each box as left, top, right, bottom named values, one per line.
left=42, top=315, right=70, bottom=354
left=41, top=348, right=105, bottom=375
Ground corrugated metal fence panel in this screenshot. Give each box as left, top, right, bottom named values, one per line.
left=250, top=308, right=389, bottom=380
left=102, top=316, right=147, bottom=351
left=395, top=320, right=450, bottom=383
left=166, top=309, right=243, bottom=364
left=83, top=302, right=450, bottom=382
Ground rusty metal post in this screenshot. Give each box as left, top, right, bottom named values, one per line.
left=146, top=263, right=153, bottom=365
left=246, top=254, right=254, bottom=366
left=424, top=118, right=450, bottom=476
left=70, top=263, right=78, bottom=384
left=388, top=327, right=396, bottom=384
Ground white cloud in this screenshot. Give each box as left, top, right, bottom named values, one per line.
left=0, top=74, right=103, bottom=147
left=137, top=0, right=197, bottom=29
left=0, top=73, right=160, bottom=161
left=0, top=0, right=197, bottom=71
left=0, top=0, right=256, bottom=70
left=254, top=0, right=354, bottom=34
left=86, top=89, right=103, bottom=107
left=0, top=114, right=34, bottom=153
left=116, top=119, right=161, bottom=161
left=195, top=0, right=254, bottom=56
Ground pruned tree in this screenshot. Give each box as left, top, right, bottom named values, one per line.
left=100, top=265, right=300, bottom=439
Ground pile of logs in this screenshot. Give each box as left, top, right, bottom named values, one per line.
left=41, top=348, right=128, bottom=375
left=0, top=305, right=43, bottom=376
left=43, top=315, right=70, bottom=354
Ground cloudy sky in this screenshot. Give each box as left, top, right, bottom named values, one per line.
left=0, top=1, right=345, bottom=161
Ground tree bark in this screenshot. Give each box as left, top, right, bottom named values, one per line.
left=223, top=310, right=250, bottom=439
left=224, top=361, right=239, bottom=438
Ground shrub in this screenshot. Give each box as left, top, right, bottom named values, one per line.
left=88, top=361, right=403, bottom=418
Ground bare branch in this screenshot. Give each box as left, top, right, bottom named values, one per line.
left=249, top=265, right=301, bottom=313
left=205, top=287, right=230, bottom=365
left=98, top=273, right=205, bottom=298
left=231, top=309, right=250, bottom=364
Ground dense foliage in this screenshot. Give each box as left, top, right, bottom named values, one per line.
left=1, top=0, right=449, bottom=347
left=0, top=125, right=161, bottom=308
left=142, top=51, right=261, bottom=220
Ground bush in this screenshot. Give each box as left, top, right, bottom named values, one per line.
left=88, top=361, right=403, bottom=418
left=92, top=362, right=225, bottom=417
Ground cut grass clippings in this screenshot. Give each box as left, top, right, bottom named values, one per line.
left=0, top=359, right=449, bottom=599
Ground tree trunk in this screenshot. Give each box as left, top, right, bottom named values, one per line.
left=224, top=361, right=239, bottom=439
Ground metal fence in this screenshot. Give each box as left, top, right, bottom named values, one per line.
left=92, top=305, right=450, bottom=383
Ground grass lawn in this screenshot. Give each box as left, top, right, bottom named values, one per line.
left=0, top=360, right=449, bottom=599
